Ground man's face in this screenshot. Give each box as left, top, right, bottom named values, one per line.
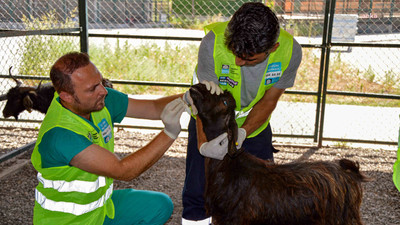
left=69, top=62, right=108, bottom=117
left=235, top=52, right=269, bottom=67
left=234, top=42, right=280, bottom=67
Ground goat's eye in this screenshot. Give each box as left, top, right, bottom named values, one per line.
left=223, top=100, right=227, bottom=106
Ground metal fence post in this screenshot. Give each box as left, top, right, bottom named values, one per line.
left=79, top=0, right=89, bottom=53
left=317, top=0, right=336, bottom=147
left=314, top=0, right=330, bottom=144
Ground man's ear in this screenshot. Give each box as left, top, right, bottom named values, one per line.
left=59, top=91, right=74, bottom=104
left=270, top=42, right=280, bottom=53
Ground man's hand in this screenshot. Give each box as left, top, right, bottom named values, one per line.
left=182, top=91, right=197, bottom=115
left=199, top=132, right=229, bottom=160
left=201, top=80, right=223, bottom=95
left=161, top=98, right=186, bottom=139
left=236, top=128, right=246, bottom=149
left=182, top=80, right=224, bottom=115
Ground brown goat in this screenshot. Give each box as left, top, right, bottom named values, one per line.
left=189, top=83, right=369, bottom=225
left=1, top=67, right=113, bottom=120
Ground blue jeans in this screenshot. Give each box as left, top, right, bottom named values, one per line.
left=182, top=117, right=276, bottom=220
left=104, top=189, right=173, bottom=225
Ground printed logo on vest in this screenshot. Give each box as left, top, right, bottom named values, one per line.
left=89, top=131, right=99, bottom=144
left=98, top=118, right=112, bottom=143
left=221, top=64, right=230, bottom=74
left=265, top=62, right=282, bottom=85
left=219, top=76, right=238, bottom=88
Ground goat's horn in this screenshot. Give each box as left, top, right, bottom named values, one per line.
left=9, top=66, right=22, bottom=87
left=36, top=80, right=43, bottom=90
left=0, top=94, right=7, bottom=101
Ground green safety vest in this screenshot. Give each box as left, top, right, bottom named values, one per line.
left=199, top=21, right=293, bottom=137
left=393, top=119, right=400, bottom=192
left=31, top=94, right=115, bottom=224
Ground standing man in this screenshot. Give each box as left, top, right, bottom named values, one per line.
left=31, top=52, right=186, bottom=224
left=181, top=2, right=303, bottom=224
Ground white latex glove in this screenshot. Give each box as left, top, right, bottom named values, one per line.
left=182, top=91, right=198, bottom=115
left=201, top=80, right=223, bottom=95
left=199, top=132, right=229, bottom=160
left=236, top=128, right=246, bottom=149
left=161, top=98, right=186, bottom=139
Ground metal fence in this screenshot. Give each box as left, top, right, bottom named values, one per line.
left=0, top=0, right=399, bottom=149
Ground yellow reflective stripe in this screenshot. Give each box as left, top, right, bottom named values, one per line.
left=37, top=173, right=106, bottom=193
left=35, top=183, right=113, bottom=216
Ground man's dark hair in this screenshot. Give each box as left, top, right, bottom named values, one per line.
left=225, top=2, right=280, bottom=59
left=50, top=52, right=91, bottom=94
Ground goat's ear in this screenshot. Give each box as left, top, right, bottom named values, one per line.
left=23, top=95, right=33, bottom=112
left=28, top=90, right=37, bottom=97
left=24, top=91, right=37, bottom=112
left=226, top=119, right=239, bottom=157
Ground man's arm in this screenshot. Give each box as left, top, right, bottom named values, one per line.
left=240, top=86, right=285, bottom=135
left=70, top=131, right=174, bottom=181
left=240, top=38, right=302, bottom=136
left=70, top=94, right=186, bottom=181
left=124, top=93, right=183, bottom=119
left=196, top=31, right=219, bottom=84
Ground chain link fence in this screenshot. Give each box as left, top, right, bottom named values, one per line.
left=0, top=0, right=80, bottom=132
left=0, top=0, right=399, bottom=149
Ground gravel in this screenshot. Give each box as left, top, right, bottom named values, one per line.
left=0, top=128, right=399, bottom=225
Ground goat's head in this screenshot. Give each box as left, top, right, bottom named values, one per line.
left=189, top=83, right=242, bottom=157
left=0, top=67, right=42, bottom=120
left=1, top=66, right=113, bottom=120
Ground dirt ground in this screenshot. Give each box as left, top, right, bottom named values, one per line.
left=0, top=128, right=399, bottom=225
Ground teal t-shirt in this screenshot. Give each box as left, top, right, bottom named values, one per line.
left=39, top=88, right=128, bottom=168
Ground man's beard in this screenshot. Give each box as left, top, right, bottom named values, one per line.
left=73, top=94, right=105, bottom=114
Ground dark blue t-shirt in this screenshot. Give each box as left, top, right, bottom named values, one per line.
left=39, top=88, right=128, bottom=168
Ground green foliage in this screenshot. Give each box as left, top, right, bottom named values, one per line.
left=172, top=0, right=246, bottom=17
left=169, top=13, right=225, bottom=30
left=295, top=48, right=399, bottom=107
left=383, top=70, right=400, bottom=90
left=265, top=0, right=274, bottom=8
left=287, top=19, right=324, bottom=37
left=363, top=65, right=375, bottom=83
left=19, top=10, right=78, bottom=78
left=89, top=40, right=198, bottom=95
left=333, top=141, right=349, bottom=148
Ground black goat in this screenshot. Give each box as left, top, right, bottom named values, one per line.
left=189, top=83, right=369, bottom=225
left=0, top=67, right=113, bottom=120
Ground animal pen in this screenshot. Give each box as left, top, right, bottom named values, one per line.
left=0, top=0, right=399, bottom=159
left=0, top=1, right=400, bottom=224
